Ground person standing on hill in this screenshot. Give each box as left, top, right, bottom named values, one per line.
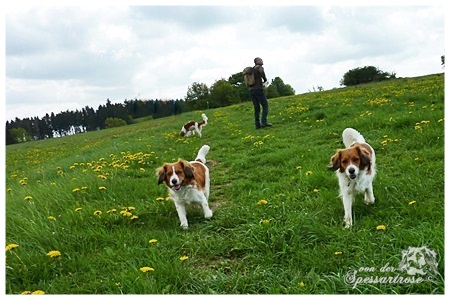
left=250, top=57, right=272, bottom=129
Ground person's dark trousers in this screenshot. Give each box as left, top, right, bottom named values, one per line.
left=250, top=89, right=269, bottom=128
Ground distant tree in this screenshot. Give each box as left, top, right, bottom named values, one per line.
left=441, top=55, right=445, bottom=67
left=105, top=117, right=127, bottom=128
left=340, top=66, right=396, bottom=87
left=228, top=72, right=251, bottom=102
left=266, top=77, right=295, bottom=98
left=185, top=82, right=210, bottom=110
left=209, top=79, right=240, bottom=108
left=9, top=127, right=30, bottom=143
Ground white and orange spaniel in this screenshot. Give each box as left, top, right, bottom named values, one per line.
left=157, top=145, right=212, bottom=228
left=328, top=128, right=376, bottom=228
left=180, top=113, right=208, bottom=138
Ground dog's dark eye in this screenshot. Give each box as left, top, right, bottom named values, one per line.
left=176, top=171, right=182, bottom=175
left=342, top=159, right=348, bottom=164
left=167, top=172, right=173, bottom=176
left=353, top=158, right=359, bottom=162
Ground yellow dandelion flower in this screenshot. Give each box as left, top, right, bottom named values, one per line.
left=107, top=209, right=117, bottom=214
left=72, top=188, right=80, bottom=193
left=376, top=225, right=386, bottom=231
left=261, top=219, right=270, bottom=225
left=313, top=189, right=319, bottom=193
left=23, top=196, right=33, bottom=201
left=81, top=186, right=88, bottom=190
left=305, top=170, right=313, bottom=176
left=334, top=251, right=343, bottom=255
left=257, top=199, right=268, bottom=205
left=75, top=207, right=82, bottom=212
left=180, top=255, right=189, bottom=261
left=299, top=282, right=306, bottom=288
left=31, top=290, right=45, bottom=295
left=70, top=165, right=76, bottom=169
left=21, top=291, right=31, bottom=294
left=408, top=200, right=416, bottom=205
left=48, top=216, right=56, bottom=221
left=98, top=186, right=107, bottom=190
left=127, top=206, right=135, bottom=211
left=93, top=210, right=102, bottom=216
left=140, top=267, right=155, bottom=273
left=140, top=168, right=146, bottom=172
left=6, top=243, right=19, bottom=251
left=156, top=197, right=165, bottom=201
left=130, top=215, right=138, bottom=220
left=120, top=210, right=132, bottom=217
left=149, top=239, right=158, bottom=244
left=46, top=250, right=61, bottom=258
left=296, top=166, right=302, bottom=170
left=7, top=188, right=12, bottom=192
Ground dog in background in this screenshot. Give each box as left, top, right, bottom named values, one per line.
left=157, top=145, right=212, bottom=228
left=180, top=113, right=208, bottom=138
left=328, top=128, right=376, bottom=228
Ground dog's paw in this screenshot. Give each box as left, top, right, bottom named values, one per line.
left=204, top=210, right=213, bottom=219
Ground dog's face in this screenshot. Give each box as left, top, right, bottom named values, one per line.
left=157, top=160, right=195, bottom=191
left=328, top=145, right=371, bottom=180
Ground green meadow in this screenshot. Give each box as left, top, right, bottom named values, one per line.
left=5, top=74, right=444, bottom=294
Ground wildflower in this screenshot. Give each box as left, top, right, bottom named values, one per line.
left=180, top=256, right=189, bottom=261
left=127, top=206, right=135, bottom=211
left=48, top=216, right=56, bottom=221
left=93, top=210, right=102, bottom=216
left=75, top=207, right=82, bottom=212
left=21, top=291, right=31, bottom=294
left=120, top=210, right=132, bottom=217
left=299, top=282, right=306, bottom=288
left=107, top=209, right=117, bottom=214
left=140, top=267, right=155, bottom=273
left=46, top=250, right=61, bottom=258
left=376, top=225, right=386, bottom=231
left=261, top=219, right=270, bottom=225
left=97, top=175, right=107, bottom=180
left=313, top=189, right=319, bottom=193
left=140, top=168, right=146, bottom=172
left=7, top=188, right=12, bottom=192
left=305, top=170, right=313, bottom=176
left=257, top=199, right=268, bottom=205
left=334, top=251, right=343, bottom=255
left=98, top=186, right=107, bottom=190
left=6, top=243, right=19, bottom=251
left=149, top=239, right=158, bottom=244
left=408, top=200, right=417, bottom=205
left=31, top=290, right=45, bottom=295
left=296, top=166, right=302, bottom=170
left=131, top=215, right=138, bottom=220
left=23, top=196, right=33, bottom=201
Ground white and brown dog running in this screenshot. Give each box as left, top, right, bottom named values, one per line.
left=180, top=113, right=208, bottom=138
left=328, top=128, right=376, bottom=228
left=157, top=145, right=212, bottom=228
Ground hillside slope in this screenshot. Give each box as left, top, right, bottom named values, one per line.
left=5, top=74, right=445, bottom=294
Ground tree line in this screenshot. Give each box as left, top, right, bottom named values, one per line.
left=6, top=71, right=295, bottom=145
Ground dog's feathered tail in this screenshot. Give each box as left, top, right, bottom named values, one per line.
left=195, top=145, right=210, bottom=164
left=201, top=113, right=208, bottom=126
left=342, top=128, right=366, bottom=148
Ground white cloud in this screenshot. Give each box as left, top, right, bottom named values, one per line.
left=4, top=4, right=445, bottom=120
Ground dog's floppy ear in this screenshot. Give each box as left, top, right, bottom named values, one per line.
left=357, top=146, right=372, bottom=170
left=328, top=150, right=341, bottom=171
left=156, top=164, right=167, bottom=185
left=179, top=159, right=195, bottom=180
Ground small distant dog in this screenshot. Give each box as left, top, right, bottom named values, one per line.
left=180, top=113, right=208, bottom=138
left=157, top=145, right=212, bottom=228
left=328, top=128, right=376, bottom=228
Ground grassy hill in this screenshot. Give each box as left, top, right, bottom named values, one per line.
left=5, top=74, right=445, bottom=294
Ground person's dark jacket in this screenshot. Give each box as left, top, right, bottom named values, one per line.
left=250, top=65, right=267, bottom=90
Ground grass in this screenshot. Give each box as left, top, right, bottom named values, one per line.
left=5, top=73, right=445, bottom=294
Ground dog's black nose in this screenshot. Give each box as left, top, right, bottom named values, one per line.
left=171, top=178, right=178, bottom=185
left=348, top=167, right=355, bottom=174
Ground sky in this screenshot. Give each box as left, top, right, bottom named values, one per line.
left=2, top=0, right=446, bottom=121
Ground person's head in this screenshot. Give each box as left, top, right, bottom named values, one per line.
left=254, top=57, right=263, bottom=65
